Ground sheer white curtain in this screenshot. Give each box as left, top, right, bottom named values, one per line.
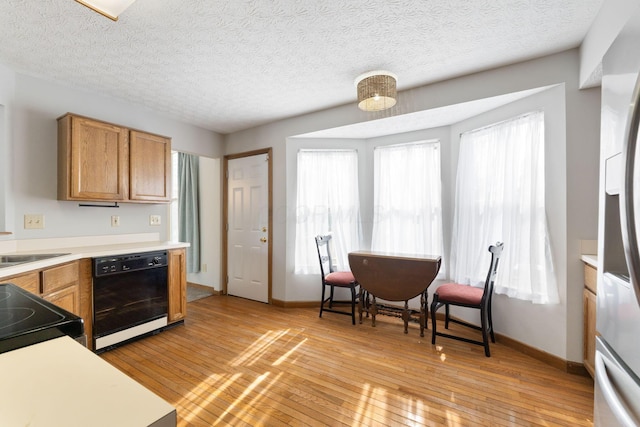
left=451, top=111, right=558, bottom=304
left=294, top=150, right=362, bottom=274
left=372, top=141, right=443, bottom=262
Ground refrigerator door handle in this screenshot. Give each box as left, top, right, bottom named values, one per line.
left=621, top=74, right=640, bottom=306
left=596, top=350, right=640, bottom=427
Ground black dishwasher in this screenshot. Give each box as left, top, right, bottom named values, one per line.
left=92, top=250, right=168, bottom=352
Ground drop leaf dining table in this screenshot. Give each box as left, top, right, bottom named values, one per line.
left=348, top=251, right=442, bottom=336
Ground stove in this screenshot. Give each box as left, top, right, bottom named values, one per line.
left=0, top=283, right=84, bottom=353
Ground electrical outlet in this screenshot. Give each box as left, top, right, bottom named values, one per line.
left=111, top=215, right=120, bottom=227
left=24, top=214, right=44, bottom=229
left=149, top=215, right=161, bottom=226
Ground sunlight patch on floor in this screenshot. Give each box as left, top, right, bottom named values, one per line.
left=446, top=408, right=463, bottom=426
left=179, top=372, right=241, bottom=425
left=179, top=328, right=307, bottom=425
left=229, top=329, right=291, bottom=367
left=352, top=383, right=390, bottom=426
left=213, top=372, right=271, bottom=426
left=403, top=397, right=426, bottom=426
left=272, top=337, right=307, bottom=366
left=249, top=372, right=285, bottom=426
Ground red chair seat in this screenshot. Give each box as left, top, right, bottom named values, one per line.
left=325, top=271, right=356, bottom=286
left=436, top=283, right=483, bottom=305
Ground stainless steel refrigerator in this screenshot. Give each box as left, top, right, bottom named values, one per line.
left=595, top=9, right=640, bottom=426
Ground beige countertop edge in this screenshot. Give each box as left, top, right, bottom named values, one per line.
left=0, top=241, right=190, bottom=278
left=581, top=254, right=598, bottom=268
left=0, top=336, right=176, bottom=427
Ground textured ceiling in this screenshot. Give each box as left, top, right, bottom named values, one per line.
left=0, top=0, right=603, bottom=134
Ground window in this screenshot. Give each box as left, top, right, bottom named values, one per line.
left=371, top=141, right=443, bottom=262
left=294, top=150, right=362, bottom=274
left=451, top=111, right=558, bottom=304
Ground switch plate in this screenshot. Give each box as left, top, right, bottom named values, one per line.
left=111, top=215, right=120, bottom=227
left=24, top=214, right=44, bottom=229
left=149, top=215, right=161, bottom=226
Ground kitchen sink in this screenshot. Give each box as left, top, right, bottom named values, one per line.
left=0, top=253, right=70, bottom=268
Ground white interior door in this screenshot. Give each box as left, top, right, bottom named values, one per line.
left=227, top=153, right=269, bottom=303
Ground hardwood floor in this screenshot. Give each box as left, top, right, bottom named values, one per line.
left=101, top=296, right=594, bottom=426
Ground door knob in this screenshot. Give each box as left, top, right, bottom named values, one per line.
left=260, top=237, right=267, bottom=243
left=262, top=227, right=267, bottom=233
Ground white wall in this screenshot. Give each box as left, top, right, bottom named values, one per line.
left=579, top=0, right=640, bottom=88
left=224, top=49, right=601, bottom=361
left=0, top=63, right=16, bottom=236
left=4, top=72, right=223, bottom=241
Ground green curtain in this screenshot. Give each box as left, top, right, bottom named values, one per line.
left=178, top=153, right=200, bottom=273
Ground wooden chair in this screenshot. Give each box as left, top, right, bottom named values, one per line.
left=315, top=234, right=358, bottom=325
left=430, top=242, right=504, bottom=357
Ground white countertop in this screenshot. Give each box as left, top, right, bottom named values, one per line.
left=0, top=237, right=189, bottom=278
left=0, top=336, right=176, bottom=427
left=581, top=254, right=598, bottom=268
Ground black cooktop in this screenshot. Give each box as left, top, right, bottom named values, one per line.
left=0, top=283, right=84, bottom=353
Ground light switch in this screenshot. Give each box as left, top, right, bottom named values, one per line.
left=24, top=214, right=44, bottom=229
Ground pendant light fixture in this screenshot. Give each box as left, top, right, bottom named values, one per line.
left=354, top=70, right=397, bottom=111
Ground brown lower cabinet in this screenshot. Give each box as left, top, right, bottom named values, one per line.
left=168, top=248, right=187, bottom=323
left=2, top=263, right=81, bottom=316
left=3, top=271, right=39, bottom=295
left=1, top=249, right=187, bottom=351
left=41, top=261, right=80, bottom=315
left=583, top=263, right=597, bottom=378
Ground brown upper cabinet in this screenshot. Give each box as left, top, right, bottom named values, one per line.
left=57, top=113, right=171, bottom=203
left=129, top=130, right=171, bottom=202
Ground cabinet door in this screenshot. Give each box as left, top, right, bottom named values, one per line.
left=41, top=261, right=81, bottom=316
left=168, top=248, right=187, bottom=323
left=78, top=259, right=94, bottom=350
left=43, top=285, right=80, bottom=316
left=129, top=130, right=171, bottom=202
left=59, top=114, right=129, bottom=201
left=583, top=288, right=597, bottom=378
left=41, top=262, right=79, bottom=294
left=1, top=271, right=39, bottom=294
